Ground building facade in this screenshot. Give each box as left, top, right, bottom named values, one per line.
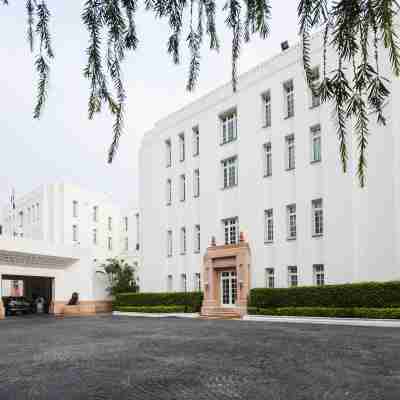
left=139, top=32, right=400, bottom=300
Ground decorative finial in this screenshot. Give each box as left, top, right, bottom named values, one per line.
left=239, top=231, right=245, bottom=242
left=211, top=236, right=216, bottom=246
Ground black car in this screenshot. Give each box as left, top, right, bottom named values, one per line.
left=2, top=296, right=33, bottom=316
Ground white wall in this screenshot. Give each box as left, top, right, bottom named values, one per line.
left=139, top=32, right=400, bottom=292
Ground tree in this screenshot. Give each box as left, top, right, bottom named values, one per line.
left=98, top=258, right=138, bottom=295
left=2, top=0, right=400, bottom=185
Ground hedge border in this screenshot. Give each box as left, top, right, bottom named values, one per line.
left=114, top=305, right=187, bottom=313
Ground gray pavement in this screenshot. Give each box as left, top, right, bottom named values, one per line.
left=0, top=314, right=399, bottom=399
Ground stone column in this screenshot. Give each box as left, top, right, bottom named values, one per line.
left=0, top=275, right=5, bottom=319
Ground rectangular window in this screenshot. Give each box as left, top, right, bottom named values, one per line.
left=108, top=217, right=112, bottom=231
left=166, top=179, right=172, bottom=205
left=220, top=110, right=237, bottom=144
left=108, top=236, right=113, bottom=251
left=287, top=204, right=297, bottom=240
left=72, top=225, right=78, bottom=242
left=265, top=268, right=275, bottom=288
left=193, top=169, right=200, bottom=198
left=73, top=200, right=78, bottom=218
left=167, top=230, right=173, bottom=257
left=124, top=216, right=129, bottom=232
left=93, top=206, right=98, bottom=222
left=93, top=228, right=97, bottom=245
left=286, top=135, right=295, bottom=170
left=32, top=205, right=36, bottom=223
left=165, top=139, right=172, bottom=167
left=263, top=142, right=272, bottom=177
left=194, top=224, right=201, bottom=253
left=124, top=237, right=129, bottom=251
left=135, top=213, right=140, bottom=250
left=262, top=91, right=271, bottom=127
left=167, top=275, right=173, bottom=292
left=180, top=227, right=186, bottom=255
left=181, top=273, right=187, bottom=292
left=313, top=264, right=325, bottom=286
left=312, top=199, right=324, bottom=236
left=222, top=156, right=238, bottom=189
left=310, top=67, right=321, bottom=108
left=310, top=125, right=322, bottom=163
left=223, top=217, right=239, bottom=245
left=284, top=80, right=294, bottom=118
left=36, top=203, right=40, bottom=222
left=194, top=273, right=201, bottom=291
left=264, top=209, right=274, bottom=243
left=180, top=174, right=186, bottom=202
left=288, top=266, right=298, bottom=287
left=179, top=133, right=185, bottom=162
left=193, top=126, right=200, bottom=156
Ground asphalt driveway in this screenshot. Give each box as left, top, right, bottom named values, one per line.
left=0, top=315, right=399, bottom=399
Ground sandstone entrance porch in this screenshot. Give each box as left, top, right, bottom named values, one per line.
left=201, top=235, right=250, bottom=319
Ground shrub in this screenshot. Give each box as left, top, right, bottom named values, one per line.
left=113, top=292, right=203, bottom=313
left=114, top=305, right=186, bottom=313
left=247, top=307, right=400, bottom=319
left=249, top=281, right=400, bottom=309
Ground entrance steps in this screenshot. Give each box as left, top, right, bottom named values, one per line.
left=200, top=308, right=242, bottom=320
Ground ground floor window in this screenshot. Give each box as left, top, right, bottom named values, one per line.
left=288, top=266, right=298, bottom=287
left=167, top=275, right=173, bottom=292
left=265, top=268, right=275, bottom=288
left=194, top=273, right=201, bottom=291
left=313, top=264, right=325, bottom=286
left=181, top=273, right=187, bottom=292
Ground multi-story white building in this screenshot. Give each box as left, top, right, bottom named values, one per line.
left=139, top=32, right=400, bottom=305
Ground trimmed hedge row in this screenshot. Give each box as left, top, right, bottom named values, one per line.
left=114, top=305, right=186, bottom=313
left=249, top=281, right=400, bottom=309
left=113, top=292, right=203, bottom=313
left=248, top=307, right=400, bottom=319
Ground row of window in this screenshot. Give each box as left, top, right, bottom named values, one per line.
left=167, top=225, right=201, bottom=257
left=164, top=67, right=320, bottom=167
left=72, top=202, right=119, bottom=232
left=265, top=264, right=325, bottom=288
left=11, top=203, right=41, bottom=228
left=166, top=169, right=200, bottom=204
left=72, top=225, right=114, bottom=250
left=167, top=272, right=202, bottom=292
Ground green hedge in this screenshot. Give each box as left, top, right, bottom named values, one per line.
left=249, top=281, right=400, bottom=309
left=248, top=307, right=400, bottom=319
left=113, top=292, right=203, bottom=313
left=114, top=305, right=186, bottom=313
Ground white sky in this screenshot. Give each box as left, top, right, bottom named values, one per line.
left=0, top=1, right=299, bottom=209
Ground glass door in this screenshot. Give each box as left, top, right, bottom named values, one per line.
left=220, top=271, right=237, bottom=307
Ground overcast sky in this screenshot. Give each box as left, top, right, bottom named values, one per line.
left=0, top=1, right=299, bottom=210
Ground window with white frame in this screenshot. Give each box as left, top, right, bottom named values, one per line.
left=181, top=273, right=187, bottom=292
left=262, top=91, right=271, bottom=127
left=286, top=135, right=295, bottom=170
left=283, top=79, right=294, bottom=118
left=93, top=206, right=98, bottom=222
left=167, top=274, right=173, bottom=291
left=179, top=133, right=185, bottom=162
left=180, top=227, right=186, bottom=255
left=108, top=236, right=113, bottom=251
left=310, top=125, right=322, bottom=163
left=166, top=179, right=172, bottom=205
left=180, top=174, right=186, bottom=201
left=313, top=264, right=325, bottom=286
left=194, top=273, right=201, bottom=291
left=263, top=142, right=272, bottom=177
left=310, top=67, right=321, bottom=108
left=72, top=200, right=78, bottom=218
left=264, top=209, right=274, bottom=243
left=165, top=139, right=172, bottom=167
left=194, top=224, right=201, bottom=253
left=72, top=225, right=78, bottom=242
left=223, top=217, right=239, bottom=245
left=193, top=169, right=200, bottom=198
left=27, top=208, right=31, bottom=224
left=167, top=230, right=173, bottom=257
left=108, top=216, right=112, bottom=231
left=287, top=204, right=297, bottom=240
left=124, top=237, right=129, bottom=251
left=93, top=228, right=97, bottom=245
left=220, top=110, right=237, bottom=144
left=32, top=205, right=36, bottom=223
left=135, top=213, right=140, bottom=250
left=192, top=126, right=199, bottom=156
left=222, top=156, right=238, bottom=189
left=312, top=199, right=324, bottom=236
left=288, top=266, right=298, bottom=287
left=124, top=216, right=129, bottom=232
left=36, top=203, right=40, bottom=221
left=265, top=268, right=275, bottom=288
left=18, top=211, right=23, bottom=228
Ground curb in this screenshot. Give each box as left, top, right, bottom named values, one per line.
left=243, top=315, right=400, bottom=328
left=112, top=311, right=200, bottom=318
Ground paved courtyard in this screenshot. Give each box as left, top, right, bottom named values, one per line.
left=0, top=315, right=399, bottom=399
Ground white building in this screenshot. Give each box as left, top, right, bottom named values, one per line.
left=139, top=32, right=400, bottom=304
